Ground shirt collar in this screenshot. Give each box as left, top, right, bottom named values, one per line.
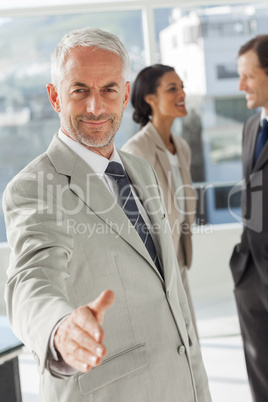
left=260, top=108, right=268, bottom=126
left=58, top=129, right=123, bottom=178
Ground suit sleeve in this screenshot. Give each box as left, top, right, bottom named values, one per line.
left=3, top=174, right=75, bottom=374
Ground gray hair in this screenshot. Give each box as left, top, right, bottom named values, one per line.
left=50, top=27, right=130, bottom=89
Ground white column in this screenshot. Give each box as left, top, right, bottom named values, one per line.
left=142, top=5, right=157, bottom=65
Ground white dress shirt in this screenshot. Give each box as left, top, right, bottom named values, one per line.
left=260, top=108, right=268, bottom=125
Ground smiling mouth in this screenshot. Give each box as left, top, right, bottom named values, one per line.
left=175, top=102, right=185, bottom=107
left=80, top=119, right=110, bottom=128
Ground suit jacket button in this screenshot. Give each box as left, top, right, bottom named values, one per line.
left=166, top=290, right=171, bottom=300
left=177, top=345, right=185, bottom=355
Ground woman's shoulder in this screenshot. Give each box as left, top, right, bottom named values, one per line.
left=122, top=122, right=157, bottom=157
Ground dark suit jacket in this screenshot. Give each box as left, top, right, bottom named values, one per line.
left=230, top=112, right=268, bottom=310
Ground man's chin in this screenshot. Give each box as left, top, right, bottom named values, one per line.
left=246, top=101, right=255, bottom=110
left=80, top=136, right=115, bottom=150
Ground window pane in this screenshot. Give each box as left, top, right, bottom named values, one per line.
left=0, top=11, right=145, bottom=241
left=155, top=3, right=268, bottom=224
left=0, top=0, right=133, bottom=9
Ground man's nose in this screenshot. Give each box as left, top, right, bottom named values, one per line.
left=238, top=77, right=246, bottom=91
left=86, top=93, right=104, bottom=115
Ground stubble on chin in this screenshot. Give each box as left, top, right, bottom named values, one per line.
left=60, top=107, right=124, bottom=151
left=62, top=118, right=117, bottom=151
left=79, top=130, right=116, bottom=150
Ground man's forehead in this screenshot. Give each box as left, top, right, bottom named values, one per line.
left=66, top=46, right=121, bottom=64
left=62, top=48, right=124, bottom=85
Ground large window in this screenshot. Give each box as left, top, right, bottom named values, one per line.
left=0, top=9, right=145, bottom=241
left=0, top=1, right=268, bottom=239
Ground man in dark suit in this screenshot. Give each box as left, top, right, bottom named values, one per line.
left=230, top=35, right=268, bottom=402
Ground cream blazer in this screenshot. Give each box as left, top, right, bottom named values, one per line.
left=3, top=133, right=210, bottom=402
left=122, top=122, right=196, bottom=269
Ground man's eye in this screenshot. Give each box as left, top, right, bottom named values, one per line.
left=104, top=88, right=116, bottom=93
left=74, top=89, right=85, bottom=93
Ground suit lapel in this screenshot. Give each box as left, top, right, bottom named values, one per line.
left=119, top=151, right=166, bottom=281
left=144, top=123, right=176, bottom=195
left=254, top=143, right=268, bottom=171
left=172, top=134, right=196, bottom=224
left=248, top=119, right=260, bottom=174
left=119, top=151, right=177, bottom=285
left=244, top=113, right=268, bottom=174
left=47, top=134, right=164, bottom=279
left=150, top=126, right=196, bottom=224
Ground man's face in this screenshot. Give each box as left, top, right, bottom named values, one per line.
left=237, top=49, right=268, bottom=114
left=47, top=46, right=130, bottom=158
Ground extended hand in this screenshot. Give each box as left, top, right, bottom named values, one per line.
left=54, top=290, right=115, bottom=372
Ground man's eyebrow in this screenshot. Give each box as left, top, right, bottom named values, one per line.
left=102, top=82, right=120, bottom=88
left=72, top=82, right=88, bottom=88
left=71, top=81, right=120, bottom=88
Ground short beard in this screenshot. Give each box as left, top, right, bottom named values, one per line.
left=61, top=112, right=121, bottom=149
left=76, top=127, right=116, bottom=149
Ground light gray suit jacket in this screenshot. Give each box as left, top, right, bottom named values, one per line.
left=3, top=134, right=211, bottom=402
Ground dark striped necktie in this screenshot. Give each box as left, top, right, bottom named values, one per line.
left=105, top=161, right=163, bottom=277
left=254, top=119, right=268, bottom=165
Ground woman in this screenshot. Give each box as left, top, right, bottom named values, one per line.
left=122, top=64, right=198, bottom=336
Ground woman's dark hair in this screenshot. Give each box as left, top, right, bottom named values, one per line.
left=131, top=64, right=175, bottom=127
left=238, top=35, right=268, bottom=75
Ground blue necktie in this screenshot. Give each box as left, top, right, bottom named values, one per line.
left=105, top=161, right=163, bottom=277
left=254, top=119, right=268, bottom=165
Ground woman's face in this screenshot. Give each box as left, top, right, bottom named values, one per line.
left=146, top=71, right=187, bottom=120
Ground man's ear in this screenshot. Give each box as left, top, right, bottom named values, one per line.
left=123, top=81, right=131, bottom=110
left=46, top=83, right=61, bottom=113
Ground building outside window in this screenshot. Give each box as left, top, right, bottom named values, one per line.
left=158, top=2, right=268, bottom=223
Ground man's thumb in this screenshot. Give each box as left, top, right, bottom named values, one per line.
left=88, top=290, right=115, bottom=324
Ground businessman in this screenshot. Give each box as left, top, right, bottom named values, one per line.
left=230, top=35, right=268, bottom=402
left=3, top=27, right=211, bottom=401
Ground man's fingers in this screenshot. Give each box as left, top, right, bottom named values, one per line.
left=88, top=290, right=115, bottom=325
left=54, top=290, right=115, bottom=372
left=54, top=316, right=106, bottom=372
left=68, top=321, right=106, bottom=358
left=63, top=339, right=102, bottom=373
